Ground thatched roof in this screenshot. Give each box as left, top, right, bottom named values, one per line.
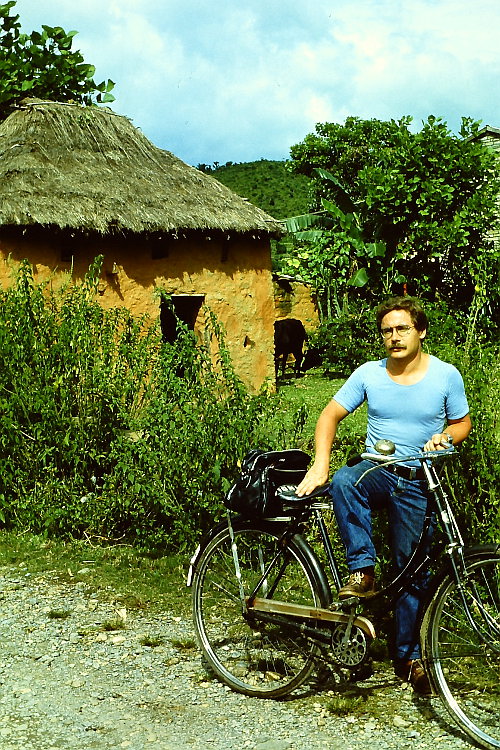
left=0, top=100, right=283, bottom=237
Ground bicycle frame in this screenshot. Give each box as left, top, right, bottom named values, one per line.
left=190, top=447, right=500, bottom=749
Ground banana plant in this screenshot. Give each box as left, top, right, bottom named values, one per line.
left=282, top=168, right=398, bottom=303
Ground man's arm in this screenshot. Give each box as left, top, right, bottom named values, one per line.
left=295, top=399, right=350, bottom=496
left=423, top=414, right=472, bottom=451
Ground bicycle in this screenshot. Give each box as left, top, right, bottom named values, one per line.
left=187, top=442, right=500, bottom=750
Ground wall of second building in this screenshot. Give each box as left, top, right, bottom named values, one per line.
left=0, top=227, right=276, bottom=393
left=472, top=127, right=500, bottom=250
left=274, top=276, right=319, bottom=329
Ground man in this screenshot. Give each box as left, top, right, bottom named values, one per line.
left=296, top=296, right=471, bottom=693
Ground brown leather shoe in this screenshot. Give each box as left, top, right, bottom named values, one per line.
left=338, top=571, right=376, bottom=599
left=394, top=660, right=432, bottom=695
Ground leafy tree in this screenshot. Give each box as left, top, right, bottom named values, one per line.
left=288, top=116, right=500, bottom=312
left=281, top=171, right=390, bottom=320
left=0, top=1, right=114, bottom=121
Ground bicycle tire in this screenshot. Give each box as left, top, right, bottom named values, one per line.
left=191, top=519, right=330, bottom=698
left=422, top=548, right=500, bottom=750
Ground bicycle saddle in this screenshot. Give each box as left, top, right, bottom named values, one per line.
left=276, top=482, right=330, bottom=508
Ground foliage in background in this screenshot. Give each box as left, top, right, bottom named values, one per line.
left=0, top=260, right=298, bottom=550
left=448, top=343, right=500, bottom=543
left=286, top=115, right=500, bottom=318
left=0, top=1, right=115, bottom=121
left=280, top=173, right=390, bottom=322
left=424, top=296, right=500, bottom=543
left=306, top=302, right=379, bottom=376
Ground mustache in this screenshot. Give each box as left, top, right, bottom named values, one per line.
left=389, top=344, right=407, bottom=350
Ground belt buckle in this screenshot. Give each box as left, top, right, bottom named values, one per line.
left=409, top=467, right=416, bottom=481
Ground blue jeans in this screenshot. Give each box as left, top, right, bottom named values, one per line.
left=330, top=460, right=434, bottom=662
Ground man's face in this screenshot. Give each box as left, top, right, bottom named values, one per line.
left=380, top=309, right=426, bottom=361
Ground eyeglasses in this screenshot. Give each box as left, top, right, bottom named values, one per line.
left=380, top=325, right=414, bottom=339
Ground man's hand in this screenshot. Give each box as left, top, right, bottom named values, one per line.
left=295, top=463, right=329, bottom=497
left=423, top=433, right=452, bottom=452
left=296, top=400, right=349, bottom=497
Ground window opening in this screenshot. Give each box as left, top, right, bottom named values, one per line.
left=160, top=295, right=205, bottom=343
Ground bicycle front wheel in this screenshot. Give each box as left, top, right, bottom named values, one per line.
left=191, top=520, right=329, bottom=698
left=422, top=549, right=500, bottom=750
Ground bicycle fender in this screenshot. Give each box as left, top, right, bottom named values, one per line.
left=288, top=530, right=332, bottom=608
left=425, top=543, right=500, bottom=597
left=186, top=518, right=332, bottom=607
left=462, top=543, right=500, bottom=557
left=420, top=543, right=500, bottom=630
left=186, top=518, right=230, bottom=587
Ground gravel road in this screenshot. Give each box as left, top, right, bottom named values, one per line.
left=0, top=562, right=477, bottom=750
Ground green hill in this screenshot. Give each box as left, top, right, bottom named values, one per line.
left=197, top=159, right=310, bottom=220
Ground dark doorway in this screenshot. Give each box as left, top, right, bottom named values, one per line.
left=160, top=295, right=205, bottom=343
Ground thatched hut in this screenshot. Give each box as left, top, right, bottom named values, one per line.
left=0, top=99, right=283, bottom=390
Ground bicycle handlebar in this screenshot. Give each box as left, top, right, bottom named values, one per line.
left=360, top=444, right=455, bottom=467
left=353, top=445, right=455, bottom=487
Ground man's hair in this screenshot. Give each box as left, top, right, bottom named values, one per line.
left=376, top=296, right=428, bottom=332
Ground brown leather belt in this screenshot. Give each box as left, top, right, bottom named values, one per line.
left=384, top=463, right=426, bottom=481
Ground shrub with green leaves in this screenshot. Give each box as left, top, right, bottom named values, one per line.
left=430, top=338, right=500, bottom=543
left=415, top=298, right=500, bottom=542
left=0, top=259, right=295, bottom=550
left=307, top=301, right=383, bottom=376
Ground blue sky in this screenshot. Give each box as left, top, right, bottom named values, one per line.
left=14, top=0, right=500, bottom=166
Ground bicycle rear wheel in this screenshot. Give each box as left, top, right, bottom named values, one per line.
left=422, top=549, right=500, bottom=750
left=191, top=520, right=329, bottom=698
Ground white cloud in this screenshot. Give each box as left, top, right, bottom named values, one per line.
left=11, top=0, right=500, bottom=163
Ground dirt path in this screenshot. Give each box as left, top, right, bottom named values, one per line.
left=0, top=564, right=474, bottom=750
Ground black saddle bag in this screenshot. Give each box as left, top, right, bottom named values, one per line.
left=224, top=449, right=310, bottom=518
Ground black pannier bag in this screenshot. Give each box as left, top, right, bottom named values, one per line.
left=224, top=449, right=311, bottom=518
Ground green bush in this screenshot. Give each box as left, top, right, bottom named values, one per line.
left=439, top=343, right=500, bottom=543
left=309, top=298, right=473, bottom=377
left=0, top=259, right=299, bottom=550
left=308, top=302, right=381, bottom=376
left=422, top=300, right=500, bottom=543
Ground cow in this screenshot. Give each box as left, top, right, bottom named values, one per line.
left=274, top=318, right=307, bottom=378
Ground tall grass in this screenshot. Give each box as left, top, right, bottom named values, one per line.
left=0, top=259, right=298, bottom=550
left=441, top=344, right=500, bottom=542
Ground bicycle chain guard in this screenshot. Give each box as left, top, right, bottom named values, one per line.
left=330, top=622, right=369, bottom=668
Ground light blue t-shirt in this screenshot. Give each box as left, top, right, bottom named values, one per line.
left=333, top=355, right=469, bottom=464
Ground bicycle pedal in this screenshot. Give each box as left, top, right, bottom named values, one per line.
left=329, top=597, right=358, bottom=611
left=338, top=596, right=359, bottom=608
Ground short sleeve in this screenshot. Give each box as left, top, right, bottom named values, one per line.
left=445, top=366, right=469, bottom=420
left=333, top=364, right=369, bottom=414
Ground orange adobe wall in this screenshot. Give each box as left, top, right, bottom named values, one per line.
left=274, top=278, right=319, bottom=330
left=0, top=228, right=276, bottom=393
